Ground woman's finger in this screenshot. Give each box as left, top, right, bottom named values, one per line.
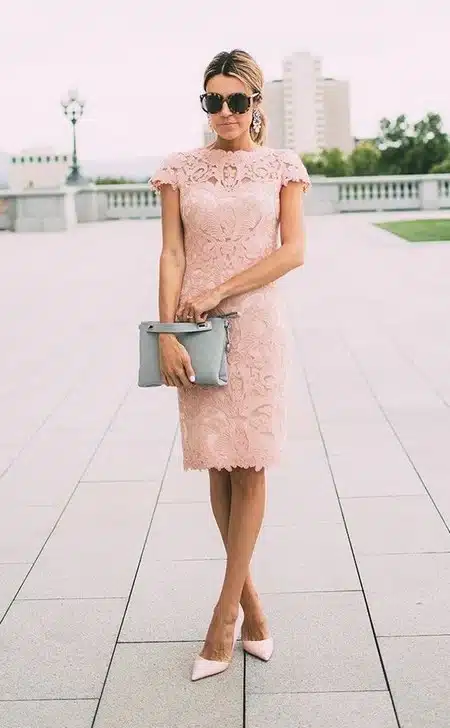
left=193, top=307, right=204, bottom=324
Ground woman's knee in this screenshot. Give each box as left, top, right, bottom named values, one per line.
left=231, top=467, right=265, bottom=495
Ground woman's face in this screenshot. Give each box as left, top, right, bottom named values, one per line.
left=205, top=73, right=255, bottom=142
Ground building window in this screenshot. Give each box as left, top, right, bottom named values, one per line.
left=46, top=156, right=51, bottom=162
left=21, top=157, right=25, bottom=163
left=63, top=155, right=68, bottom=162
left=11, top=157, right=16, bottom=164
left=28, top=156, right=34, bottom=163
left=37, top=156, right=42, bottom=162
left=55, top=155, right=59, bottom=162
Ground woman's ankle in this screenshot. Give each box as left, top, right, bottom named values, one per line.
left=213, top=600, right=239, bottom=624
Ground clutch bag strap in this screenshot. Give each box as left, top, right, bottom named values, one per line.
left=145, top=321, right=212, bottom=334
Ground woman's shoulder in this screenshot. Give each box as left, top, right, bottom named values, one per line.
left=149, top=148, right=206, bottom=190
left=159, top=147, right=206, bottom=167
left=267, top=147, right=305, bottom=163
left=267, top=148, right=311, bottom=190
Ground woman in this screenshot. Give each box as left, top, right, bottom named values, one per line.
left=151, top=48, right=310, bottom=682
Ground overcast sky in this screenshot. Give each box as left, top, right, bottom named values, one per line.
left=1, top=0, right=448, bottom=160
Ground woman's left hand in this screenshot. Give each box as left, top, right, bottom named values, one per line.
left=176, top=287, right=223, bottom=323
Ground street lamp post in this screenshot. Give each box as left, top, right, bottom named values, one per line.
left=61, top=89, right=86, bottom=185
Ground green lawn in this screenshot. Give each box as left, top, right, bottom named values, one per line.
left=376, top=218, right=450, bottom=242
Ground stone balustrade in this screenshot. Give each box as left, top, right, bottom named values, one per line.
left=1, top=173, right=449, bottom=232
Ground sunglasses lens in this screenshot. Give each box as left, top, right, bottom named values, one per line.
left=228, top=93, right=250, bottom=113
left=202, top=94, right=223, bottom=114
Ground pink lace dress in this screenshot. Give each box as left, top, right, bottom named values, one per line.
left=151, top=146, right=310, bottom=471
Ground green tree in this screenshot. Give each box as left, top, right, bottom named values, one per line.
left=375, top=115, right=411, bottom=174
left=404, top=113, right=450, bottom=173
left=375, top=113, right=449, bottom=175
left=95, top=176, right=137, bottom=185
left=301, top=153, right=325, bottom=176
left=430, top=157, right=450, bottom=173
left=320, top=148, right=350, bottom=177
left=348, top=141, right=380, bottom=176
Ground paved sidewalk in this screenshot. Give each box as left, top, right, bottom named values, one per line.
left=0, top=213, right=449, bottom=728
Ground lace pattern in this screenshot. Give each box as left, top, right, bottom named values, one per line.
left=150, top=147, right=310, bottom=471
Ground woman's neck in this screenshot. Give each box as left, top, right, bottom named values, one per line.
left=211, top=133, right=256, bottom=153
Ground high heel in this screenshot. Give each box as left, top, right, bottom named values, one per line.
left=191, top=622, right=239, bottom=682
left=242, top=636, right=274, bottom=662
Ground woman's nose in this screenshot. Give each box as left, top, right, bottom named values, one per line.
left=220, top=101, right=233, bottom=117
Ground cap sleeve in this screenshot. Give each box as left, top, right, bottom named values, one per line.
left=279, top=149, right=311, bottom=193
left=149, top=152, right=183, bottom=191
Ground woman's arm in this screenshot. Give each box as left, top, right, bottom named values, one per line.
left=177, top=180, right=305, bottom=323
left=158, top=185, right=186, bottom=323
left=157, top=185, right=196, bottom=387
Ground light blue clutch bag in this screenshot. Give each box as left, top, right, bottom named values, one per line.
left=138, top=313, right=239, bottom=387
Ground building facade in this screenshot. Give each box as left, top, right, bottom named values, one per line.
left=8, top=148, right=70, bottom=191
left=263, top=79, right=285, bottom=149
left=323, top=78, right=354, bottom=155
left=262, top=51, right=352, bottom=156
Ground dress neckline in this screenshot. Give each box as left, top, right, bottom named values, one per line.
left=203, top=145, right=269, bottom=156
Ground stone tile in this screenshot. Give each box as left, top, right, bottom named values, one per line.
left=120, top=559, right=226, bottom=642
left=94, top=642, right=243, bottom=728
left=246, top=692, right=397, bottom=728
left=0, top=505, right=59, bottom=564
left=379, top=636, right=450, bottom=728
left=246, top=592, right=385, bottom=693
left=159, top=463, right=209, bottom=503
left=0, top=598, right=125, bottom=700
left=0, top=563, right=30, bottom=618
left=321, top=421, right=425, bottom=497
left=341, top=495, right=450, bottom=554
left=304, top=379, right=381, bottom=425
left=266, top=445, right=343, bottom=525
left=0, top=434, right=97, bottom=507
left=252, top=523, right=359, bottom=593
left=268, top=439, right=342, bottom=522
left=0, top=445, right=20, bottom=476
left=82, top=439, right=168, bottom=482
left=0, top=700, right=97, bottom=728
left=265, top=482, right=342, bottom=525
left=357, top=552, right=450, bottom=636
left=18, top=481, right=159, bottom=599
left=329, top=450, right=425, bottom=497
left=144, top=503, right=224, bottom=560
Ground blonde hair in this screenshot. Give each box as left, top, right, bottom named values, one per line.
left=203, top=49, right=267, bottom=146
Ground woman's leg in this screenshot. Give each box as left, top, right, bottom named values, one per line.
left=202, top=467, right=267, bottom=660
left=209, top=470, right=263, bottom=624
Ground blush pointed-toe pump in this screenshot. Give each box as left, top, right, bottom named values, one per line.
left=242, top=636, right=274, bottom=661
left=191, top=653, right=232, bottom=681
left=191, top=623, right=239, bottom=682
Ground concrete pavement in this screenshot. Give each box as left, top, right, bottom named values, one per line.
left=0, top=212, right=449, bottom=727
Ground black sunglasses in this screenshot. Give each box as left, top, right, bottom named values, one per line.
left=200, top=92, right=260, bottom=115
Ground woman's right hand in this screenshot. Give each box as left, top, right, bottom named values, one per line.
left=158, top=334, right=196, bottom=388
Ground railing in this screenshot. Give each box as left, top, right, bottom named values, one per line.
left=96, top=174, right=450, bottom=217
left=337, top=177, right=421, bottom=212
left=99, top=185, right=161, bottom=219
left=1, top=174, right=450, bottom=232
left=438, top=177, right=450, bottom=205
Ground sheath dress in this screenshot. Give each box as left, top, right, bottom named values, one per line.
left=151, top=146, right=310, bottom=471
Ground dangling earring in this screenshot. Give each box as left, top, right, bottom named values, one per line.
left=208, top=115, right=215, bottom=131
left=251, top=109, right=262, bottom=135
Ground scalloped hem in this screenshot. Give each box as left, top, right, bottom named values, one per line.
left=281, top=175, right=311, bottom=193
left=148, top=177, right=178, bottom=192
left=183, top=457, right=280, bottom=472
